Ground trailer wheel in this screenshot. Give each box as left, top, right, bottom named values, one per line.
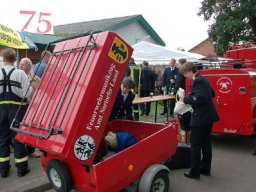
left=138, top=164, right=170, bottom=192
left=46, top=160, right=72, bottom=192
left=150, top=170, right=169, bottom=192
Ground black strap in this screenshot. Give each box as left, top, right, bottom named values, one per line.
left=7, top=68, right=16, bottom=92
left=1, top=68, right=17, bottom=93
left=1, top=68, right=7, bottom=93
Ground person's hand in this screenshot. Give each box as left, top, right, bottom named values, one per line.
left=170, top=79, right=175, bottom=84
left=162, top=87, right=166, bottom=91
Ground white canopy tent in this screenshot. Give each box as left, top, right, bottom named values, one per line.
left=132, top=41, right=204, bottom=65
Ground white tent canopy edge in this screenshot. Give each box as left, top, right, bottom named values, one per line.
left=132, top=41, right=204, bottom=65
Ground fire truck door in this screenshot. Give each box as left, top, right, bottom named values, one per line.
left=211, top=75, right=251, bottom=135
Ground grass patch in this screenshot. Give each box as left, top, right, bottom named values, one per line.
left=138, top=101, right=170, bottom=123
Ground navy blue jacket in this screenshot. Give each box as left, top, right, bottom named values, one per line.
left=184, top=73, right=219, bottom=127
left=109, top=89, right=135, bottom=121
left=162, top=66, right=178, bottom=87
left=140, top=66, right=155, bottom=92
left=174, top=70, right=185, bottom=93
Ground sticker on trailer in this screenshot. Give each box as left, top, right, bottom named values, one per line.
left=108, top=37, right=128, bottom=64
left=74, top=135, right=95, bottom=160
left=217, top=77, right=232, bottom=94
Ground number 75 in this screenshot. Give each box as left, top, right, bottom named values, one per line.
left=20, top=10, right=52, bottom=34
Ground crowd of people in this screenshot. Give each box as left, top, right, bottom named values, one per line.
left=121, top=57, right=187, bottom=119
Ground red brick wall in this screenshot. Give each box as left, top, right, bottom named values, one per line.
left=189, top=37, right=218, bottom=57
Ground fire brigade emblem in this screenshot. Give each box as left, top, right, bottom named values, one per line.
left=217, top=77, right=232, bottom=94
left=108, top=37, right=128, bottom=64
left=74, top=135, right=95, bottom=160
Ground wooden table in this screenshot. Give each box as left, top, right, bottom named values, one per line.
left=133, top=95, right=175, bottom=122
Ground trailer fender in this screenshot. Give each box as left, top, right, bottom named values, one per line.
left=138, top=164, right=171, bottom=192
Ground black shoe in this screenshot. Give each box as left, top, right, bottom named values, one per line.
left=140, top=113, right=145, bottom=116
left=0, top=165, right=11, bottom=178
left=200, top=171, right=211, bottom=176
left=145, top=113, right=149, bottom=116
left=184, top=171, right=200, bottom=180
left=253, top=151, right=256, bottom=156
left=17, top=167, right=30, bottom=177
left=160, top=112, right=167, bottom=115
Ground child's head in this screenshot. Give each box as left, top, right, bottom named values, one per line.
left=121, top=77, right=135, bottom=94
left=105, top=131, right=117, bottom=149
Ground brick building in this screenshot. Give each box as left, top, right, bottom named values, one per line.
left=189, top=37, right=218, bottom=59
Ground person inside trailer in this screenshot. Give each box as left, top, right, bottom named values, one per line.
left=104, top=131, right=137, bottom=153
left=108, top=77, right=135, bottom=121
left=94, top=130, right=138, bottom=163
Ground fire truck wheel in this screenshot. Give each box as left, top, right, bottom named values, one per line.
left=46, top=160, right=72, bottom=192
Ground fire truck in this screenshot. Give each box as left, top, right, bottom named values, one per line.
left=194, top=42, right=256, bottom=136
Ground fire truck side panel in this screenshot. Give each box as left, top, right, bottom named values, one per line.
left=199, top=69, right=256, bottom=135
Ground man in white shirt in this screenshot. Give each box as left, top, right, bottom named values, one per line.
left=161, top=59, right=178, bottom=115
left=19, top=57, right=41, bottom=158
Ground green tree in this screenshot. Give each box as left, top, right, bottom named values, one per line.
left=198, top=0, right=256, bottom=55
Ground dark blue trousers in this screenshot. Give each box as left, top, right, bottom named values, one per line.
left=0, top=104, right=28, bottom=171
left=189, top=124, right=213, bottom=176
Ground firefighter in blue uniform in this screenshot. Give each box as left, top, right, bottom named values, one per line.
left=124, top=57, right=141, bottom=120
left=0, top=48, right=32, bottom=178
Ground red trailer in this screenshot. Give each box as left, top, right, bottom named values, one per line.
left=196, top=68, right=256, bottom=135
left=12, top=31, right=177, bottom=192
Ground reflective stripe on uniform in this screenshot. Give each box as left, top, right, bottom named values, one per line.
left=133, top=109, right=139, bottom=112
left=0, top=156, right=10, bottom=162
left=15, top=156, right=28, bottom=163
left=0, top=101, right=27, bottom=105
left=130, top=66, right=141, bottom=96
